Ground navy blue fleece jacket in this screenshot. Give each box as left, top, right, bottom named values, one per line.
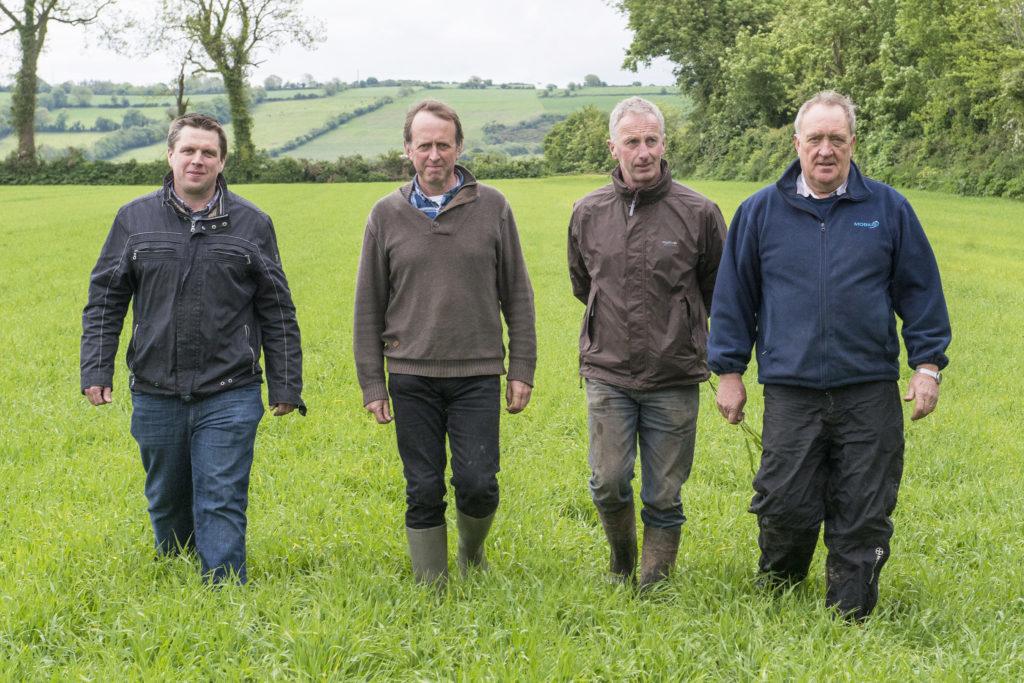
left=708, top=160, right=951, bottom=389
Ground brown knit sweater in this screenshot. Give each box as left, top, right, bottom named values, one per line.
left=353, top=167, right=537, bottom=405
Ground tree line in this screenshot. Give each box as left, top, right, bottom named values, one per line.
left=616, top=0, right=1024, bottom=198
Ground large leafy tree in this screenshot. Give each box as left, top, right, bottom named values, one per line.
left=0, top=0, right=114, bottom=161
left=616, top=0, right=779, bottom=105
left=156, top=0, right=323, bottom=162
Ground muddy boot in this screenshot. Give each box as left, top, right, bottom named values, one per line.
left=406, top=524, right=448, bottom=586
left=639, top=525, right=681, bottom=588
left=456, top=510, right=494, bottom=575
left=597, top=504, right=637, bottom=583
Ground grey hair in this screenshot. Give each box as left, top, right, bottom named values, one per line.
left=794, top=90, right=857, bottom=137
left=609, top=96, right=665, bottom=139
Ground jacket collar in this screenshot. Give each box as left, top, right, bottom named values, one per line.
left=399, top=164, right=479, bottom=214
left=612, top=159, right=672, bottom=204
left=776, top=158, right=871, bottom=203
left=162, top=172, right=229, bottom=220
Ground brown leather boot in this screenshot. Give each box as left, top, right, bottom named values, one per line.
left=639, top=525, right=681, bottom=587
left=597, top=504, right=637, bottom=583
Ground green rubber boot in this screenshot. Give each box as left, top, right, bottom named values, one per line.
left=456, top=511, right=495, bottom=575
left=406, top=524, right=448, bottom=586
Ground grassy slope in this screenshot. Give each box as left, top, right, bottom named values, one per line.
left=289, top=87, right=690, bottom=160
left=3, top=86, right=692, bottom=162
left=0, top=131, right=109, bottom=157
left=0, top=179, right=1020, bottom=678
left=111, top=88, right=406, bottom=162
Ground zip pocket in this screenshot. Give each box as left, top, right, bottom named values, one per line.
left=132, top=247, right=177, bottom=261
left=128, top=322, right=140, bottom=372
left=244, top=324, right=257, bottom=374
left=210, top=248, right=251, bottom=265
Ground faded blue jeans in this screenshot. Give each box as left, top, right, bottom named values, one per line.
left=585, top=379, right=699, bottom=529
left=130, top=383, right=264, bottom=583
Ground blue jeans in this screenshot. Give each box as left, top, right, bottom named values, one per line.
left=585, top=379, right=699, bottom=529
left=130, top=384, right=264, bottom=583
left=388, top=374, right=501, bottom=529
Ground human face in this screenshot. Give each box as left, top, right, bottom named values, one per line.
left=793, top=103, right=856, bottom=196
left=167, top=126, right=225, bottom=207
left=608, top=112, right=665, bottom=190
left=404, top=111, right=462, bottom=195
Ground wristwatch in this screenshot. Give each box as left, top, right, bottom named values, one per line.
left=915, top=367, right=942, bottom=384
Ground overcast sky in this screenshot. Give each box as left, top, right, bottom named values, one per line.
left=1, top=0, right=678, bottom=87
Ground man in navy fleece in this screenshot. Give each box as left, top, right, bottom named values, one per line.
left=708, top=91, right=951, bottom=620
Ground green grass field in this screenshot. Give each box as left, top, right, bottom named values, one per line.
left=0, top=177, right=1021, bottom=678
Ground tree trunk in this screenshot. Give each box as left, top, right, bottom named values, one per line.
left=11, top=22, right=41, bottom=162
left=222, top=68, right=254, bottom=162
left=175, top=64, right=189, bottom=118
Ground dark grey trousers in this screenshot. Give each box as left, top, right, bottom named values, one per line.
left=752, top=381, right=905, bottom=619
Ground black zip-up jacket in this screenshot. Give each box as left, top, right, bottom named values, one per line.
left=80, top=174, right=305, bottom=412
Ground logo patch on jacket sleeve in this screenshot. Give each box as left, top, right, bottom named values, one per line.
left=853, top=220, right=880, bottom=229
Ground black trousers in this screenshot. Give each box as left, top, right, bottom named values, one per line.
left=752, top=381, right=905, bottom=618
left=388, top=374, right=501, bottom=529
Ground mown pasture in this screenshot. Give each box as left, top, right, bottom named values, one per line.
left=0, top=177, right=1021, bottom=678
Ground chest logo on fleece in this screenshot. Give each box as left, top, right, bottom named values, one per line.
left=853, top=220, right=880, bottom=229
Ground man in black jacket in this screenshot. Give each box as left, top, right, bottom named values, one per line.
left=80, top=113, right=304, bottom=584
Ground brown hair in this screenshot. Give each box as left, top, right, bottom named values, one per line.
left=167, top=113, right=229, bottom=159
left=403, top=100, right=464, bottom=148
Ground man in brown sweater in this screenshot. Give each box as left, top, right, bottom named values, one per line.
left=354, top=100, right=537, bottom=585
left=568, top=97, right=726, bottom=587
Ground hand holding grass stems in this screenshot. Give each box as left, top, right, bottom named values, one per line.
left=707, top=376, right=762, bottom=475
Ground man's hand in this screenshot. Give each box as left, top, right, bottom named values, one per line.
left=715, top=373, right=747, bottom=424
left=365, top=399, right=393, bottom=424
left=506, top=380, right=532, bottom=414
left=271, top=403, right=296, bottom=417
left=904, top=367, right=940, bottom=421
left=84, top=386, right=112, bottom=406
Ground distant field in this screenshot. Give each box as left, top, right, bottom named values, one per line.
left=5, top=85, right=691, bottom=162
left=113, top=87, right=408, bottom=161
left=288, top=86, right=692, bottom=160
left=0, top=178, right=1020, bottom=678
left=0, top=131, right=108, bottom=157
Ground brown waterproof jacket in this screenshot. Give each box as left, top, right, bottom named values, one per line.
left=568, top=161, right=727, bottom=390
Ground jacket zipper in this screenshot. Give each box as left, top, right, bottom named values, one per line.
left=629, top=190, right=639, bottom=217
left=819, top=218, right=828, bottom=386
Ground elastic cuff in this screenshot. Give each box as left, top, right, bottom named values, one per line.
left=361, top=382, right=389, bottom=406
left=506, top=358, right=536, bottom=386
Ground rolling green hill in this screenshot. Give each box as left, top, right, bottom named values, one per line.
left=1, top=85, right=690, bottom=163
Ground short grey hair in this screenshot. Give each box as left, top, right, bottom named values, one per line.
left=609, top=97, right=665, bottom=139
left=794, top=90, right=857, bottom=137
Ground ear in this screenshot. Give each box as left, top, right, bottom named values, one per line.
left=607, top=139, right=616, bottom=159
left=792, top=134, right=800, bottom=153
